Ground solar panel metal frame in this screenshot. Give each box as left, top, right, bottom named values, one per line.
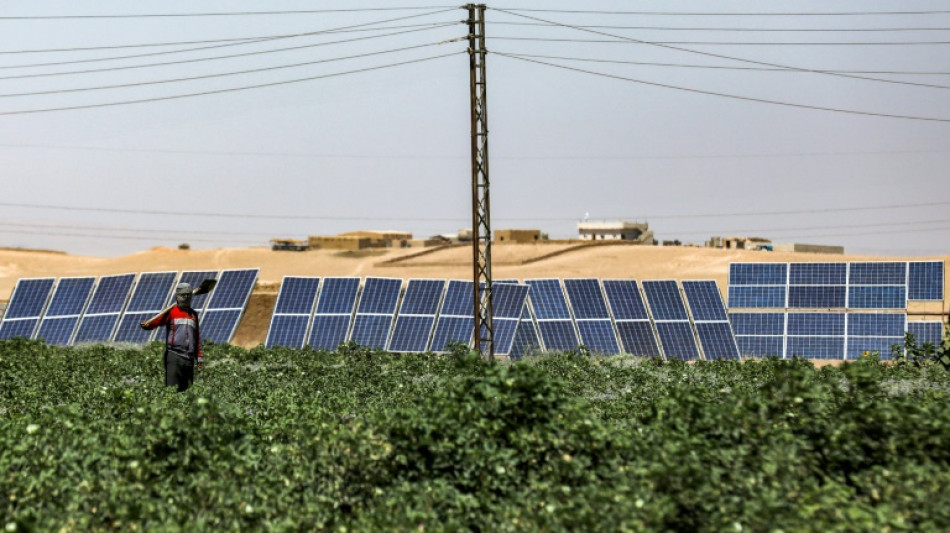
left=602, top=279, right=662, bottom=357
left=525, top=279, right=580, bottom=353
left=0, top=277, right=56, bottom=341
left=265, top=276, right=321, bottom=349
left=642, top=280, right=701, bottom=361
left=682, top=280, right=739, bottom=360
left=308, top=277, right=361, bottom=350
left=200, top=268, right=259, bottom=344
left=429, top=279, right=474, bottom=354
left=349, top=277, right=402, bottom=350
left=72, top=273, right=136, bottom=345
left=563, top=278, right=620, bottom=354
left=387, top=279, right=446, bottom=353
left=113, top=271, right=179, bottom=344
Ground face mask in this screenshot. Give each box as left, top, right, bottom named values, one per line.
left=176, top=293, right=192, bottom=308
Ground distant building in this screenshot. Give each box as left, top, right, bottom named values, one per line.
left=496, top=229, right=544, bottom=243
left=706, top=236, right=843, bottom=254
left=577, top=220, right=654, bottom=244
left=308, top=230, right=413, bottom=250
left=772, top=242, right=844, bottom=254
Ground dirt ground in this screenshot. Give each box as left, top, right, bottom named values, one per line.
left=2, top=244, right=947, bottom=359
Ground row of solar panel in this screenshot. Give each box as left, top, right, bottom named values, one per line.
left=731, top=312, right=943, bottom=360
left=0, top=269, right=258, bottom=346
left=264, top=277, right=748, bottom=361
left=728, top=261, right=944, bottom=309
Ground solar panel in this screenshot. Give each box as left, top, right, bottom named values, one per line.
left=907, top=321, right=944, bottom=348
left=114, top=271, right=178, bottom=344
left=0, top=278, right=55, bottom=340
left=602, top=280, right=661, bottom=357
left=526, top=279, right=579, bottom=352
left=728, top=312, right=785, bottom=359
left=908, top=261, right=944, bottom=301
left=479, top=282, right=530, bottom=357
left=201, top=268, right=258, bottom=344
left=72, top=273, right=136, bottom=344
left=790, top=263, right=847, bottom=285
left=727, top=286, right=787, bottom=309
left=849, top=262, right=907, bottom=285
left=563, top=278, right=619, bottom=354
left=728, top=263, right=789, bottom=309
left=785, top=312, right=845, bottom=359
left=509, top=303, right=542, bottom=360
left=430, top=280, right=474, bottom=353
left=846, top=312, right=905, bottom=360
left=265, top=276, right=320, bottom=349
left=642, top=280, right=700, bottom=361
left=729, top=263, right=788, bottom=286
left=308, top=277, right=360, bottom=350
left=682, top=280, right=739, bottom=360
left=350, top=277, right=401, bottom=349
left=388, top=279, right=445, bottom=353
left=845, top=262, right=907, bottom=309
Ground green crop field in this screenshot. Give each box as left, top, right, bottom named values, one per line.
left=2, top=337, right=950, bottom=531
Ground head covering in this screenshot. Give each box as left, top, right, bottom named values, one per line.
left=175, top=282, right=193, bottom=307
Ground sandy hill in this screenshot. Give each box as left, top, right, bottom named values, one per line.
left=1, top=244, right=946, bottom=349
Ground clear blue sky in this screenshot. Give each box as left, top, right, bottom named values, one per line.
left=1, top=1, right=948, bottom=257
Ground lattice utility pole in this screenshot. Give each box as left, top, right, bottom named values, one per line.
left=467, top=4, right=494, bottom=359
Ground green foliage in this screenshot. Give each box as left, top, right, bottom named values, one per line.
left=895, top=324, right=950, bottom=371
left=2, top=339, right=950, bottom=531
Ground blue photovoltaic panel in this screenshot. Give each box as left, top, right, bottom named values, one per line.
left=563, top=279, right=619, bottom=354
left=729, top=313, right=785, bottom=336
left=847, top=286, right=906, bottom=309
left=526, top=279, right=579, bottom=352
left=34, top=317, right=81, bottom=346
left=266, top=277, right=320, bottom=349
left=114, top=271, right=178, bottom=344
left=727, top=286, right=787, bottom=309
left=171, top=271, right=219, bottom=312
left=0, top=318, right=40, bottom=340
left=200, top=309, right=244, bottom=344
left=197, top=269, right=258, bottom=345
left=273, top=277, right=321, bottom=315
left=388, top=279, right=445, bottom=353
left=729, top=312, right=785, bottom=359
left=655, top=322, right=701, bottom=361
left=478, top=283, right=530, bottom=356
left=510, top=304, right=542, bottom=360
left=729, top=263, right=788, bottom=286
left=908, top=261, right=944, bottom=301
left=694, top=322, right=740, bottom=360
left=682, top=280, right=729, bottom=322
left=2, top=278, right=55, bottom=320
left=33, top=277, right=95, bottom=345
left=602, top=280, right=649, bottom=320
left=908, top=321, right=943, bottom=347
left=786, top=312, right=845, bottom=359
left=350, top=277, right=401, bottom=349
left=525, top=279, right=572, bottom=320
left=430, top=280, right=474, bottom=353
left=642, top=281, right=689, bottom=321
left=849, top=262, right=907, bottom=285
left=73, top=273, right=136, bottom=344
left=846, top=312, right=905, bottom=361
left=265, top=315, right=312, bottom=349
left=787, top=286, right=846, bottom=309
left=614, top=321, right=662, bottom=357
left=309, top=277, right=360, bottom=350
left=204, top=269, right=258, bottom=311
left=789, top=263, right=847, bottom=285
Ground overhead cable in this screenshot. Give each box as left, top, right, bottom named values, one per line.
left=488, top=21, right=950, bottom=32
left=0, top=7, right=460, bottom=19
left=492, top=8, right=950, bottom=17
left=0, top=51, right=461, bottom=115
left=492, top=36, right=950, bottom=46
left=492, top=9, right=950, bottom=91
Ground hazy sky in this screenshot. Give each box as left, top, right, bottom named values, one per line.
left=1, top=1, right=948, bottom=257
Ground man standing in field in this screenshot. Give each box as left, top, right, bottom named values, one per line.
left=140, top=282, right=204, bottom=392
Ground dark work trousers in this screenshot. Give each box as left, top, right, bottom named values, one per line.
left=165, top=352, right=195, bottom=392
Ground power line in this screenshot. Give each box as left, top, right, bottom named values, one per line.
left=488, top=21, right=950, bottom=32
left=0, top=21, right=459, bottom=55
left=491, top=52, right=950, bottom=76
left=0, top=7, right=460, bottom=20
left=496, top=52, right=950, bottom=122
left=0, top=228, right=259, bottom=245
left=492, top=8, right=950, bottom=17
left=492, top=36, right=950, bottom=46
left=0, top=51, right=461, bottom=115
left=492, top=9, right=950, bottom=92
left=0, top=10, right=460, bottom=74
left=0, top=41, right=451, bottom=99
left=0, top=220, right=276, bottom=238
left=2, top=201, right=948, bottom=223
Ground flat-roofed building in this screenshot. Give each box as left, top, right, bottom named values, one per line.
left=577, top=220, right=654, bottom=244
